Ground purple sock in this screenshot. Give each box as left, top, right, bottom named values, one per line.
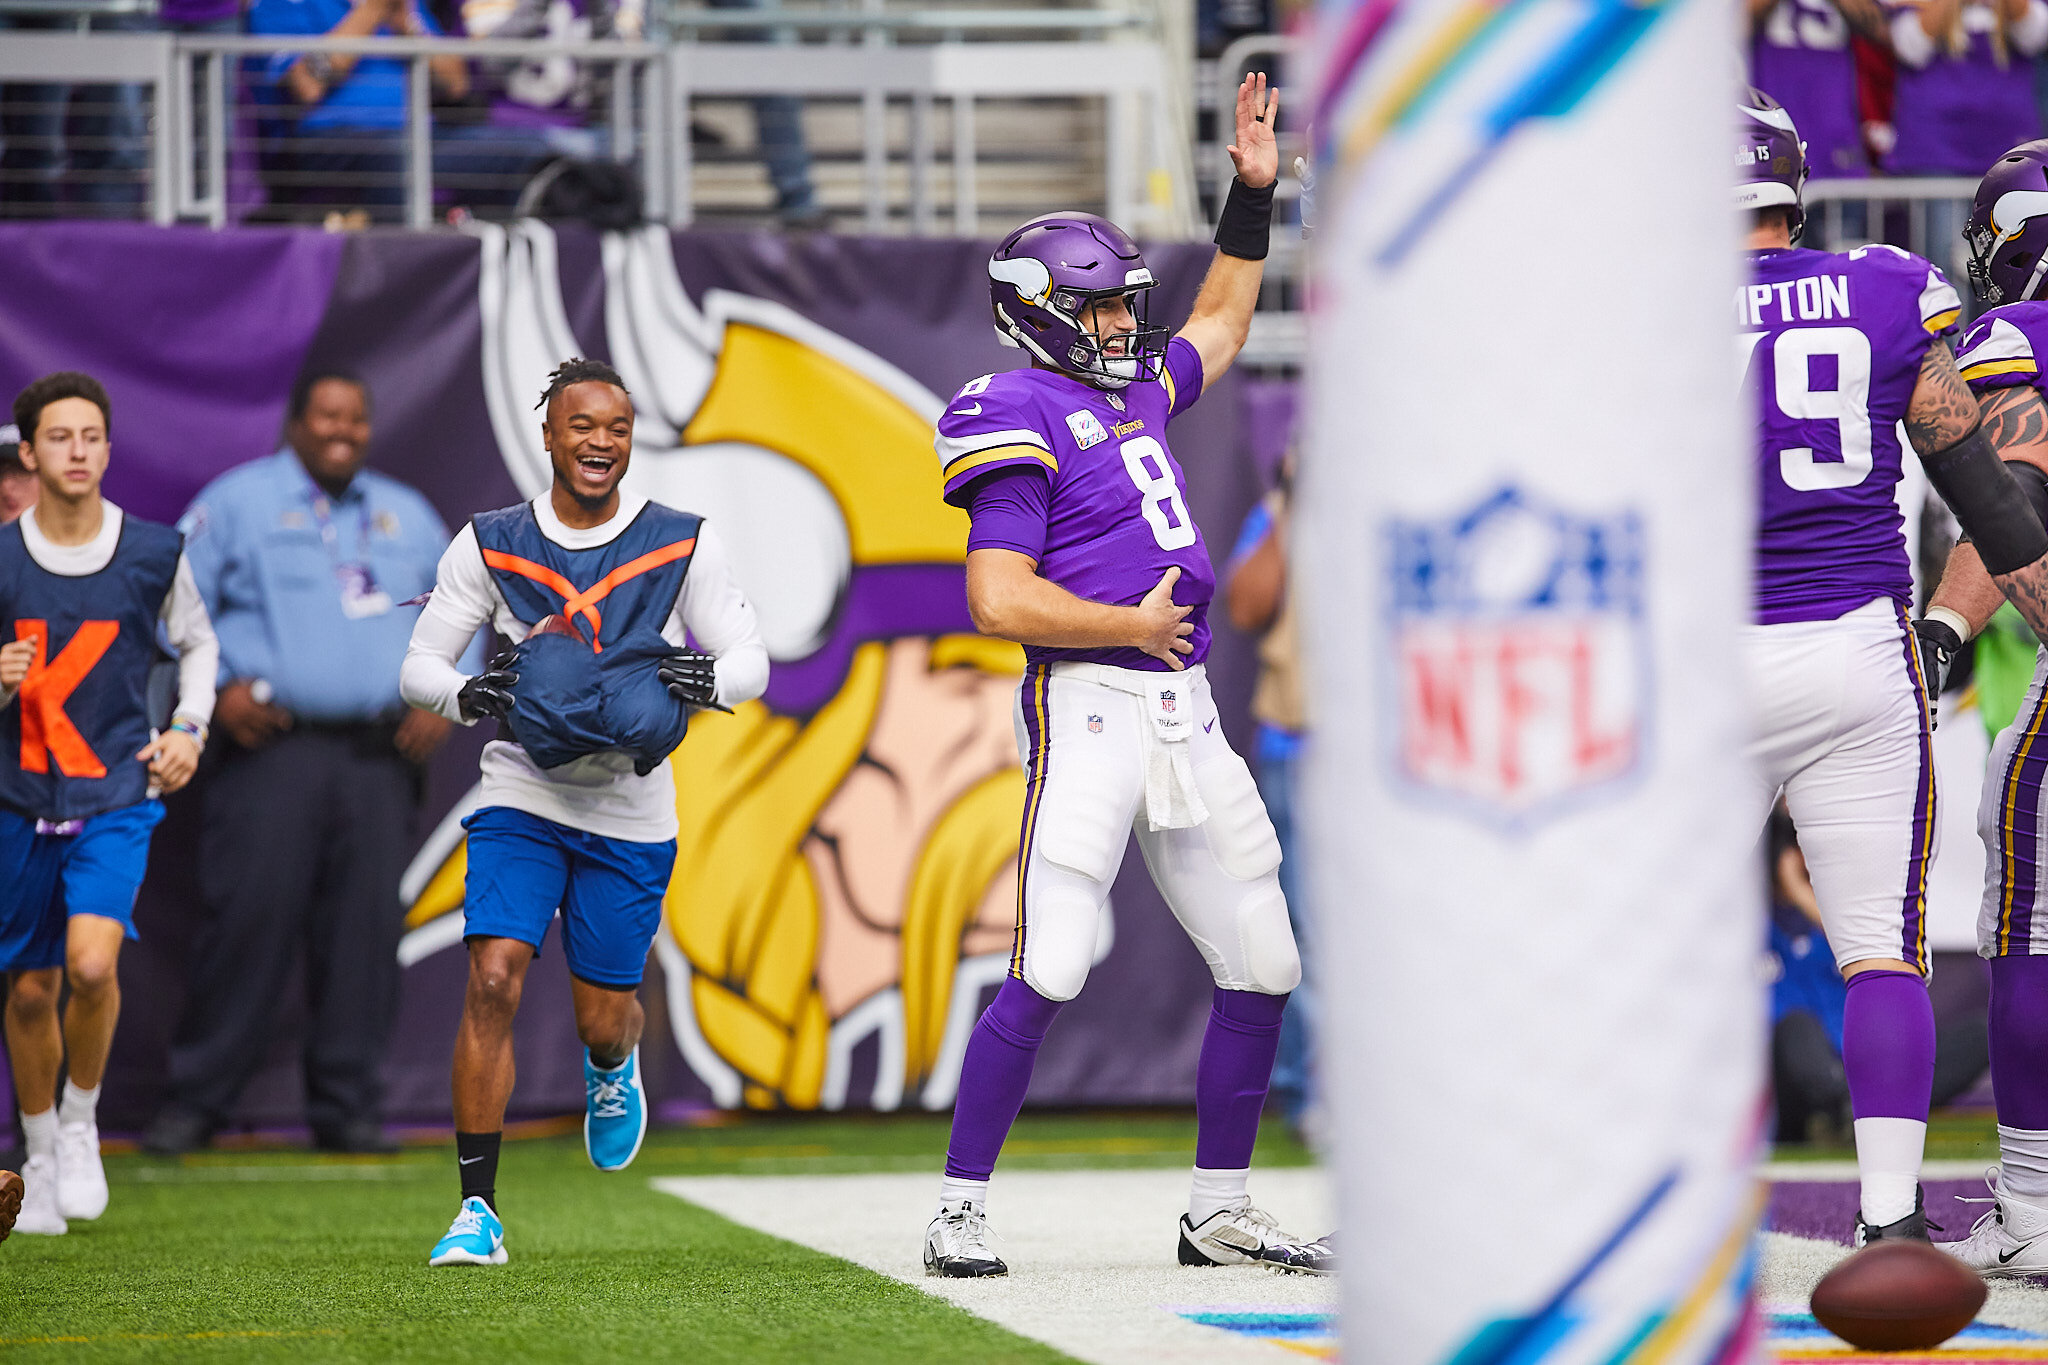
left=1195, top=988, right=1290, bottom=1170
left=1841, top=969, right=1935, bottom=1122
left=1991, top=955, right=2048, bottom=1129
left=944, top=978, right=1063, bottom=1181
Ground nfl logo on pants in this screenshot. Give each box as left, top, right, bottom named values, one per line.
left=1386, top=484, right=1647, bottom=827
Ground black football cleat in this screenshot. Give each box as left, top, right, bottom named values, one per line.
left=1855, top=1185, right=1935, bottom=1246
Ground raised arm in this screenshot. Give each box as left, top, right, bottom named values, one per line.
left=967, top=550, right=1195, bottom=671
left=1177, top=73, right=1280, bottom=391
left=1907, top=342, right=2048, bottom=638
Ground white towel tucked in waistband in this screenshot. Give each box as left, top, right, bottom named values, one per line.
left=1141, top=678, right=1207, bottom=831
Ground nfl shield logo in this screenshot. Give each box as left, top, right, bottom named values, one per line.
left=1160, top=690, right=1176, bottom=714
left=1087, top=714, right=1103, bottom=733
left=1385, top=485, right=1647, bottom=828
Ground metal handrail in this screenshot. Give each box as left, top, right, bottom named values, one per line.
left=1806, top=177, right=1980, bottom=201
left=667, top=7, right=1143, bottom=29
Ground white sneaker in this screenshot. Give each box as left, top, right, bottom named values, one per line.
left=56, top=1120, right=107, bottom=1221
left=923, top=1200, right=1007, bottom=1277
left=1179, top=1200, right=1329, bottom=1272
left=14, top=1155, right=66, bottom=1236
left=1944, top=1168, right=2048, bottom=1277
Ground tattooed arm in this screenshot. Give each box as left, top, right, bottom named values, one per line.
left=1928, top=385, right=2048, bottom=633
left=1910, top=342, right=2048, bottom=636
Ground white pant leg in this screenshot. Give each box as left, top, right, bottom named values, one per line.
left=1132, top=672, right=1300, bottom=996
left=1012, top=665, right=1144, bottom=1002
left=1742, top=599, right=1935, bottom=973
left=1979, top=650, right=2048, bottom=958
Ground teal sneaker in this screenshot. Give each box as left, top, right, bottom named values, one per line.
left=585, top=1045, right=647, bottom=1172
left=428, top=1197, right=506, bottom=1266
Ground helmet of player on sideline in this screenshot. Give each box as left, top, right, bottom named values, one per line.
left=1967, top=140, right=2048, bottom=305
left=1736, top=86, right=1809, bottom=244
left=987, top=212, right=1170, bottom=390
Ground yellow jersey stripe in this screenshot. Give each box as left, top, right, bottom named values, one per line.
left=1962, top=357, right=2040, bottom=382
left=1923, top=308, right=1962, bottom=335
left=1161, top=367, right=1178, bottom=413
left=944, top=444, right=1057, bottom=480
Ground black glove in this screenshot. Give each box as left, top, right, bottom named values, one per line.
left=457, top=655, right=519, bottom=724
left=1910, top=616, right=1963, bottom=730
left=659, top=647, right=730, bottom=713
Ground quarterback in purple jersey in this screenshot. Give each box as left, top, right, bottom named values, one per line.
left=1740, top=89, right=2048, bottom=1247
left=1917, top=141, right=2048, bottom=1276
left=921, top=72, right=1331, bottom=1281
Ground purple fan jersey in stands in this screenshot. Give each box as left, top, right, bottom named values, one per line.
left=1750, top=1, right=1865, bottom=178
left=1745, top=243, right=1962, bottom=623
left=937, top=336, right=1210, bottom=671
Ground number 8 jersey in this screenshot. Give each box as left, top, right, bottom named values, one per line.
left=1745, top=243, right=1962, bottom=623
left=936, top=335, right=1213, bottom=670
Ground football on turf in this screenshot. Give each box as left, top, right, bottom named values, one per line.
left=0, top=1169, right=21, bottom=1243
left=529, top=613, right=586, bottom=644
left=1810, top=1241, right=1986, bottom=1350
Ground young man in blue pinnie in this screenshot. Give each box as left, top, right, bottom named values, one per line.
left=0, top=372, right=218, bottom=1236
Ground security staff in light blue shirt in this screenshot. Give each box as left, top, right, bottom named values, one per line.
left=146, top=369, right=474, bottom=1156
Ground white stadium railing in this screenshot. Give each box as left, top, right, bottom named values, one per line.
left=0, top=7, right=1203, bottom=236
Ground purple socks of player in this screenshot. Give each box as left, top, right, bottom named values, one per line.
left=1842, top=969, right=1935, bottom=1121
left=1991, top=955, right=2048, bottom=1129
left=1195, top=987, right=1290, bottom=1170
left=944, top=978, right=1064, bottom=1182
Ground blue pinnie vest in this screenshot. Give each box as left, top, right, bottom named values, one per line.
left=0, top=515, right=182, bottom=821
left=472, top=501, right=702, bottom=769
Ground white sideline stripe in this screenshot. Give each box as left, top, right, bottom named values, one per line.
left=1761, top=1159, right=1997, bottom=1182
left=652, top=1168, right=1337, bottom=1365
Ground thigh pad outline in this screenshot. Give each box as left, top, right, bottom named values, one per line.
left=1196, top=751, right=1283, bottom=881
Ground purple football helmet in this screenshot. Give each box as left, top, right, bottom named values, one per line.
left=1968, top=141, right=2048, bottom=305
left=1736, top=86, right=1808, bottom=243
left=988, top=212, right=1169, bottom=390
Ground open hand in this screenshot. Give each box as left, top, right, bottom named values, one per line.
left=1133, top=566, right=1196, bottom=671
left=215, top=679, right=292, bottom=750
left=1227, top=71, right=1280, bottom=190
left=137, top=729, right=201, bottom=794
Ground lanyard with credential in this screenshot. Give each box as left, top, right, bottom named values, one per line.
left=309, top=490, right=393, bottom=619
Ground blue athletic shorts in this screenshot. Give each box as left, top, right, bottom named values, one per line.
left=461, top=806, right=675, bottom=990
left=0, top=800, right=165, bottom=972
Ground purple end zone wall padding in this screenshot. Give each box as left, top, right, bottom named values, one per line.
left=0, top=222, right=1285, bottom=1129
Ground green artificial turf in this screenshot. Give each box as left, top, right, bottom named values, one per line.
left=0, top=1109, right=1310, bottom=1363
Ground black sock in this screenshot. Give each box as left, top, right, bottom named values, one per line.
left=455, top=1130, right=501, bottom=1213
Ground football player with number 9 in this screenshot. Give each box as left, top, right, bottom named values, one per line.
left=921, top=72, right=1332, bottom=1279
left=1739, top=89, right=2048, bottom=1247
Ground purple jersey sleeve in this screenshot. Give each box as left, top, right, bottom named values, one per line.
left=964, top=466, right=1051, bottom=560
left=936, top=371, right=1058, bottom=509
left=1958, top=303, right=2048, bottom=397
left=1160, top=337, right=1204, bottom=419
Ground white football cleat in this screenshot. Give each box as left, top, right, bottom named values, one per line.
left=1179, top=1200, right=1327, bottom=1272
left=56, top=1120, right=108, bottom=1221
left=14, top=1154, right=66, bottom=1236
left=1944, top=1169, right=2048, bottom=1277
left=923, top=1200, right=1007, bottom=1277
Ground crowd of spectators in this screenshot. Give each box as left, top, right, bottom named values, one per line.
left=0, top=0, right=820, bottom=225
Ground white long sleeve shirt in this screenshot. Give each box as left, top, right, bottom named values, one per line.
left=0, top=502, right=219, bottom=726
left=400, top=491, right=768, bottom=842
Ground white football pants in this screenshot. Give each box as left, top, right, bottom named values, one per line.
left=1739, top=596, right=1934, bottom=973
left=1008, top=661, right=1301, bottom=1002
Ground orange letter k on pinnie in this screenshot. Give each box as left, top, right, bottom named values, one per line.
left=15, top=619, right=116, bottom=778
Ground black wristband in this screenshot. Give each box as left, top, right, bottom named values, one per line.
left=1214, top=177, right=1276, bottom=261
